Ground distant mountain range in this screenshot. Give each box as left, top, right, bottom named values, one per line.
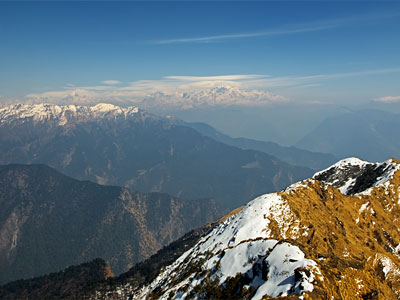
left=0, top=164, right=221, bottom=284
left=26, top=86, right=287, bottom=110
left=0, top=103, right=312, bottom=209
left=137, top=86, right=287, bottom=110
left=184, top=121, right=336, bottom=171
left=3, top=157, right=400, bottom=299
left=296, top=109, right=400, bottom=162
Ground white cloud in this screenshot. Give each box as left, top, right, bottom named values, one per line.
left=119, top=75, right=271, bottom=95
left=101, top=80, right=121, bottom=85
left=374, top=95, right=400, bottom=103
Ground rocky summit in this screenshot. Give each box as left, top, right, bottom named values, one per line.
left=85, top=157, right=400, bottom=300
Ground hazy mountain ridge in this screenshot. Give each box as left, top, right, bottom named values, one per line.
left=296, top=109, right=400, bottom=162
left=184, top=121, right=337, bottom=171
left=0, top=103, right=312, bottom=209
left=0, top=164, right=222, bottom=284
left=80, top=157, right=400, bottom=299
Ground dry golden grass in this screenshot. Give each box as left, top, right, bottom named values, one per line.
left=265, top=159, right=400, bottom=299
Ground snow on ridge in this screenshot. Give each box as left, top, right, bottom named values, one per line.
left=134, top=192, right=320, bottom=300
left=0, top=103, right=142, bottom=125
left=284, top=178, right=316, bottom=193
left=196, top=193, right=295, bottom=253
left=350, top=159, right=400, bottom=195
left=313, top=157, right=400, bottom=195
left=313, top=157, right=370, bottom=178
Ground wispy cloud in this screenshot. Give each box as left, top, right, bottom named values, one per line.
left=374, top=95, right=400, bottom=103
left=243, top=67, right=400, bottom=90
left=309, top=67, right=400, bottom=80
left=154, top=25, right=333, bottom=44
left=101, top=80, right=121, bottom=85
left=165, top=75, right=267, bottom=81
left=153, top=12, right=400, bottom=44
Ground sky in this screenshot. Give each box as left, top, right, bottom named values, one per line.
left=1, top=1, right=400, bottom=107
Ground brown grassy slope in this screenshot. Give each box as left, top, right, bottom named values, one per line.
left=269, top=159, right=400, bottom=300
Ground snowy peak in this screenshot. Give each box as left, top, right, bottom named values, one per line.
left=0, top=103, right=145, bottom=126
left=142, top=86, right=287, bottom=109
left=313, top=157, right=400, bottom=195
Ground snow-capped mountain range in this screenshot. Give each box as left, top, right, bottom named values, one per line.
left=139, top=86, right=287, bottom=110
left=89, top=157, right=400, bottom=299
left=0, top=86, right=283, bottom=124
left=0, top=103, right=149, bottom=126
left=23, top=86, right=287, bottom=110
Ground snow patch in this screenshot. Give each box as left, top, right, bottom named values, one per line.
left=284, top=179, right=315, bottom=193
left=252, top=243, right=318, bottom=299
left=380, top=256, right=400, bottom=277
left=338, top=177, right=357, bottom=194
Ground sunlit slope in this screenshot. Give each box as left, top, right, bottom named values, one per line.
left=94, top=158, right=400, bottom=300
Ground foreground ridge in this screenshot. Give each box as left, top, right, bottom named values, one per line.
left=87, top=157, right=400, bottom=300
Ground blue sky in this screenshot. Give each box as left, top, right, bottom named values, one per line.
left=1, top=1, right=400, bottom=105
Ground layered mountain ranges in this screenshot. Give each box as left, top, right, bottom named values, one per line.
left=2, top=102, right=399, bottom=299
left=0, top=103, right=314, bottom=209
left=2, top=157, right=400, bottom=299
left=184, top=121, right=336, bottom=171
left=0, top=164, right=221, bottom=284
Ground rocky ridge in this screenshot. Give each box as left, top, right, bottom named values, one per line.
left=88, top=157, right=400, bottom=299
